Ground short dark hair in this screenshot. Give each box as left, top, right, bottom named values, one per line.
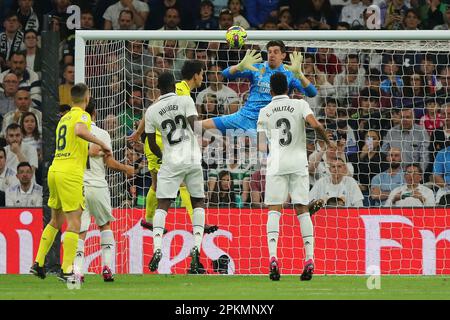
left=24, top=29, right=38, bottom=38
left=6, top=123, right=21, bottom=133
left=63, top=63, right=74, bottom=72
left=119, top=9, right=133, bottom=19
left=266, top=40, right=286, bottom=53
left=181, top=60, right=203, bottom=81
left=157, top=72, right=176, bottom=94
left=10, top=51, right=26, bottom=61
left=17, top=161, right=32, bottom=172
left=59, top=104, right=71, bottom=114
left=0, top=147, right=6, bottom=158
left=270, top=72, right=288, bottom=95
left=71, top=83, right=89, bottom=104
left=85, top=98, right=96, bottom=116
left=4, top=11, right=18, bottom=21
left=405, top=163, right=423, bottom=173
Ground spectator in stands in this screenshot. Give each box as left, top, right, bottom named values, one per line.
left=315, top=47, right=342, bottom=84
left=428, top=98, right=450, bottom=173
left=145, top=0, right=200, bottom=30
left=153, top=53, right=174, bottom=77
left=1, top=89, right=41, bottom=136
left=0, top=146, right=18, bottom=192
left=381, top=107, right=430, bottom=172
left=218, top=8, right=234, bottom=30
left=103, top=0, right=149, bottom=30
left=80, top=9, right=95, bottom=29
left=249, top=168, right=266, bottom=208
left=322, top=98, right=339, bottom=123
left=293, top=17, right=313, bottom=30
left=403, top=8, right=421, bottom=30
left=0, top=73, right=19, bottom=116
left=334, top=53, right=366, bottom=101
left=310, top=158, right=364, bottom=207
left=380, top=55, right=403, bottom=97
left=277, top=8, right=294, bottom=30
left=46, top=0, right=73, bottom=41
left=383, top=0, right=409, bottom=30
left=436, top=65, right=450, bottom=98
left=0, top=52, right=41, bottom=107
left=385, top=163, right=434, bottom=207
left=301, top=0, right=339, bottom=30
left=120, top=86, right=144, bottom=134
left=370, top=146, right=405, bottom=206
left=419, top=97, right=444, bottom=136
left=117, top=9, right=135, bottom=30
left=19, top=111, right=41, bottom=159
left=261, top=17, right=279, bottom=30
left=17, top=0, right=40, bottom=33
left=198, top=93, right=221, bottom=120
left=339, top=0, right=366, bottom=28
left=58, top=63, right=74, bottom=105
left=308, top=130, right=354, bottom=186
left=303, top=64, right=335, bottom=116
left=149, top=8, right=196, bottom=60
left=426, top=0, right=447, bottom=30
left=401, top=71, right=427, bottom=119
left=418, top=54, right=438, bottom=94
left=22, top=29, right=41, bottom=75
left=433, top=4, right=450, bottom=30
left=4, top=123, right=37, bottom=176
left=228, top=0, right=250, bottom=29
left=335, top=119, right=359, bottom=161
left=144, top=69, right=160, bottom=103
left=356, top=129, right=385, bottom=195
left=5, top=161, right=41, bottom=207
left=244, top=0, right=279, bottom=29
left=125, top=40, right=153, bottom=85
left=0, top=12, right=25, bottom=71
left=208, top=170, right=236, bottom=207
left=195, top=0, right=219, bottom=30
left=196, top=64, right=239, bottom=115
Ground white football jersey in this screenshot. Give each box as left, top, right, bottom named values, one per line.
left=84, top=124, right=112, bottom=188
left=257, top=95, right=313, bottom=175
left=145, top=92, right=202, bottom=172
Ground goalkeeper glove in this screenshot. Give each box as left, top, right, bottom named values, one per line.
left=236, top=49, right=263, bottom=72
left=286, top=51, right=304, bottom=78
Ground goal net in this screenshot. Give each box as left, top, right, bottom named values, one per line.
left=76, top=30, right=450, bottom=276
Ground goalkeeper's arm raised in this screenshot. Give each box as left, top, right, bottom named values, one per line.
left=286, top=51, right=314, bottom=91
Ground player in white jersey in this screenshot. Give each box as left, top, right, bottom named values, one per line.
left=73, top=101, right=134, bottom=282
left=257, top=72, right=333, bottom=281
left=145, top=72, right=206, bottom=274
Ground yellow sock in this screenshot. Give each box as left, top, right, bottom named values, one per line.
left=179, top=186, right=193, bottom=222
left=145, top=187, right=158, bottom=222
left=35, top=224, right=58, bottom=267
left=61, top=231, right=79, bottom=274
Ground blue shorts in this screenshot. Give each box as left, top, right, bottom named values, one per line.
left=212, top=112, right=257, bottom=135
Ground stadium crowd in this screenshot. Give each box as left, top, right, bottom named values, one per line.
left=0, top=0, right=450, bottom=208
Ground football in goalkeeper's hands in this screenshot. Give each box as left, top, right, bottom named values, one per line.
left=226, top=26, right=247, bottom=49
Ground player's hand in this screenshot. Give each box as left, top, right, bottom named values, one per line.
left=237, top=49, right=262, bottom=72
left=101, top=144, right=113, bottom=158
left=127, top=131, right=140, bottom=143
left=286, top=51, right=304, bottom=78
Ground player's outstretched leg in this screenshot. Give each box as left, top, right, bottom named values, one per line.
left=267, top=209, right=281, bottom=281
left=149, top=207, right=167, bottom=272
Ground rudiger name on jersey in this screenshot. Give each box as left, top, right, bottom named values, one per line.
left=158, top=104, right=179, bottom=116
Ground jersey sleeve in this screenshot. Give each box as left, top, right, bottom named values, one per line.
left=75, top=111, right=92, bottom=128
left=300, top=100, right=314, bottom=120
left=289, top=77, right=318, bottom=97
left=222, top=66, right=254, bottom=82
left=104, top=131, right=112, bottom=151
left=145, top=110, right=156, bottom=134
left=185, top=96, right=198, bottom=118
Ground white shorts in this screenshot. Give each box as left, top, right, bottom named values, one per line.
left=80, top=186, right=114, bottom=233
left=156, top=165, right=205, bottom=199
left=264, top=173, right=309, bottom=205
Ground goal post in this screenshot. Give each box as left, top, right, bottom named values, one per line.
left=74, top=30, right=450, bottom=276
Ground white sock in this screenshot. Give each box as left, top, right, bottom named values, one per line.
left=73, top=239, right=85, bottom=274
left=298, top=212, right=314, bottom=261
left=267, top=210, right=281, bottom=261
left=101, top=230, right=115, bottom=270
left=192, top=207, right=205, bottom=250
left=153, top=209, right=167, bottom=253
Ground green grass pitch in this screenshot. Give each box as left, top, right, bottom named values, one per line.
left=1, top=275, right=450, bottom=300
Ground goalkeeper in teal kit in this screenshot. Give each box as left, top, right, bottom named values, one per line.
left=201, top=40, right=318, bottom=133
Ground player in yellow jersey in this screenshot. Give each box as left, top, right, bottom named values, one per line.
left=30, top=84, right=112, bottom=282
left=129, top=60, right=218, bottom=234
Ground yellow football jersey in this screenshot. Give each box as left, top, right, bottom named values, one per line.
left=49, top=107, right=92, bottom=176
left=175, top=80, right=191, bottom=96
